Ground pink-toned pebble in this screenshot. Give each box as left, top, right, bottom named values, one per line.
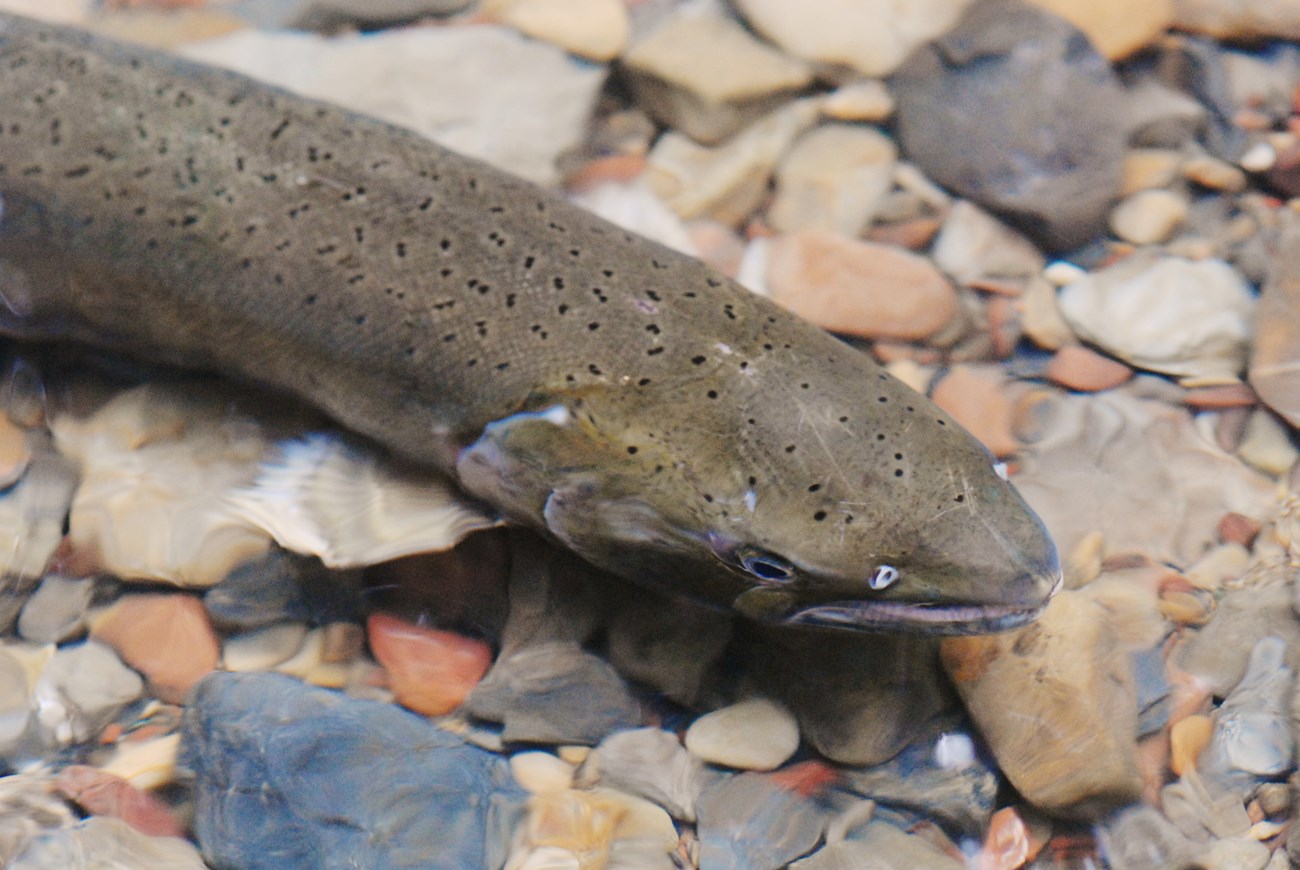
left=687, top=219, right=747, bottom=277
left=1045, top=345, right=1133, bottom=392
left=767, top=760, right=839, bottom=797
left=55, top=765, right=185, bottom=838
left=977, top=807, right=1034, bottom=870
left=366, top=612, right=493, bottom=717
left=864, top=216, right=944, bottom=251
left=563, top=153, right=647, bottom=193
left=767, top=230, right=959, bottom=341
left=1182, top=382, right=1257, bottom=409
left=91, top=594, right=219, bottom=704
left=1217, top=512, right=1262, bottom=547
left=931, top=365, right=1022, bottom=458
left=986, top=295, right=1021, bottom=360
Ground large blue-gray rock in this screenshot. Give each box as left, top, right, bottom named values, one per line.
left=180, top=672, right=525, bottom=870
left=891, top=0, right=1127, bottom=252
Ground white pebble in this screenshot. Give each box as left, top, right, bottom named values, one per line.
left=1239, top=141, right=1276, bottom=173
left=1043, top=260, right=1087, bottom=286
left=510, top=751, right=575, bottom=794
left=1109, top=189, right=1188, bottom=245
left=685, top=696, right=799, bottom=771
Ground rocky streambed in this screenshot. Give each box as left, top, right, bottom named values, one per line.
left=3, top=0, right=1300, bottom=868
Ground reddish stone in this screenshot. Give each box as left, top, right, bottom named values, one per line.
left=91, top=594, right=219, bottom=704
left=1045, top=345, right=1133, bottom=392
left=54, top=765, right=184, bottom=838
left=931, top=365, right=1022, bottom=457
left=767, top=760, right=840, bottom=797
left=1217, top=511, right=1262, bottom=547
left=367, top=612, right=493, bottom=716
left=1182, top=382, right=1257, bottom=409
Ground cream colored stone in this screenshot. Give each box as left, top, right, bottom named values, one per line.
left=221, top=622, right=309, bottom=673
left=734, top=0, right=976, bottom=76
left=684, top=697, right=799, bottom=771
left=622, top=4, right=812, bottom=144
left=932, top=200, right=1045, bottom=285
left=1121, top=148, right=1183, bottom=195
left=1109, top=189, right=1189, bottom=245
left=101, top=733, right=181, bottom=791
left=510, top=751, right=575, bottom=794
left=1059, top=255, right=1254, bottom=381
left=822, top=80, right=894, bottom=122
left=485, top=0, right=628, bottom=61
left=1025, top=0, right=1173, bottom=59
left=1183, top=154, right=1247, bottom=192
left=768, top=124, right=897, bottom=237
left=1237, top=408, right=1300, bottom=477
left=1173, top=0, right=1300, bottom=40
left=646, top=99, right=822, bottom=225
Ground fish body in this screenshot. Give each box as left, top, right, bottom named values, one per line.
left=0, top=14, right=1059, bottom=632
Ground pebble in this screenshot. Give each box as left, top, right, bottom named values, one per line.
left=733, top=0, right=974, bottom=77
left=930, top=365, right=1022, bottom=457
left=621, top=3, right=812, bottom=144
left=17, top=574, right=94, bottom=644
left=941, top=587, right=1144, bottom=819
left=181, top=672, right=526, bottom=870
left=576, top=727, right=704, bottom=821
left=821, top=80, right=894, bottom=122
left=484, top=0, right=628, bottom=62
left=9, top=816, right=207, bottom=870
left=203, top=548, right=364, bottom=630
left=1250, top=214, right=1300, bottom=427
left=891, top=0, right=1126, bottom=250
left=0, top=448, right=78, bottom=581
left=1194, top=836, right=1272, bottom=870
left=219, top=621, right=308, bottom=673
left=1170, top=714, right=1214, bottom=776
left=509, top=787, right=679, bottom=870
left=1177, top=581, right=1300, bottom=697
left=1014, top=391, right=1275, bottom=566
left=1046, top=344, right=1133, bottom=392
left=90, top=594, right=219, bottom=704
left=765, top=230, right=960, bottom=341
left=1101, top=803, right=1196, bottom=870
left=0, top=647, right=30, bottom=753
left=768, top=124, right=897, bottom=237
left=182, top=25, right=606, bottom=187
left=695, top=771, right=829, bottom=870
left=0, top=772, right=77, bottom=866
left=32, top=640, right=143, bottom=746
left=1184, top=154, right=1249, bottom=192
left=931, top=200, right=1045, bottom=286
left=685, top=697, right=799, bottom=772
left=1200, top=636, right=1294, bottom=781
left=1020, top=276, right=1075, bottom=351
left=100, top=732, right=182, bottom=791
left=799, top=819, right=963, bottom=869
left=273, top=0, right=473, bottom=30
left=53, top=765, right=184, bottom=838
left=465, top=641, right=641, bottom=745
left=1237, top=408, right=1300, bottom=476
left=646, top=98, right=822, bottom=225
left=1058, top=255, right=1255, bottom=382
left=1173, top=0, right=1300, bottom=40
left=509, top=750, right=574, bottom=794
left=0, top=414, right=30, bottom=490
left=1109, top=189, right=1190, bottom=245
left=366, top=612, right=492, bottom=716
left=1121, top=148, right=1185, bottom=194
left=1127, top=78, right=1211, bottom=149
left=1025, top=0, right=1173, bottom=59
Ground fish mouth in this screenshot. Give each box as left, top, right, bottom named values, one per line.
left=781, top=597, right=1051, bottom=635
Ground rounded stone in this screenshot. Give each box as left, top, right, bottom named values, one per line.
left=685, top=697, right=799, bottom=771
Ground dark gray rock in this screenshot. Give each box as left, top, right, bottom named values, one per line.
left=232, top=0, right=472, bottom=31
left=696, top=771, right=829, bottom=870
left=465, top=641, right=641, bottom=745
left=891, top=0, right=1127, bottom=251
left=203, top=548, right=363, bottom=630
left=180, top=672, right=525, bottom=870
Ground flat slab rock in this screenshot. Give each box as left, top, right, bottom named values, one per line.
left=179, top=671, right=526, bottom=870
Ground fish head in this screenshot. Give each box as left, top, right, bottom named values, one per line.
left=454, top=329, right=1059, bottom=635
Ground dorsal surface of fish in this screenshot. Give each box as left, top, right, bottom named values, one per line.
left=0, top=13, right=1060, bottom=632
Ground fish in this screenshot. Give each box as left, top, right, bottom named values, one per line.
left=0, top=13, right=1060, bottom=634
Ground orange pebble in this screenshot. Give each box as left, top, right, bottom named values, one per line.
left=91, top=594, right=219, bottom=704
left=1045, top=345, right=1133, bottom=392
left=768, top=760, right=839, bottom=797
left=978, top=807, right=1034, bottom=870
left=1170, top=714, right=1214, bottom=776
left=366, top=612, right=493, bottom=716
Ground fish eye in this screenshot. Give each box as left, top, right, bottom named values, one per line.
left=868, top=564, right=899, bottom=590
left=740, top=550, right=796, bottom=582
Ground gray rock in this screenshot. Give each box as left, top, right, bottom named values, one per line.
left=837, top=730, right=998, bottom=836
left=180, top=671, right=526, bottom=870
left=576, top=726, right=705, bottom=821
left=33, top=640, right=143, bottom=746
left=794, top=820, right=963, bottom=869
left=1126, top=78, right=1210, bottom=148
left=233, top=0, right=473, bottom=30
left=1200, top=636, right=1294, bottom=790
left=11, top=817, right=206, bottom=870
left=1101, top=804, right=1197, bottom=870
left=465, top=641, right=641, bottom=744
left=1133, top=645, right=1172, bottom=737
left=696, top=771, right=829, bottom=870
left=0, top=648, right=31, bottom=754
left=1179, top=581, right=1300, bottom=696
left=17, top=575, right=94, bottom=644
left=891, top=0, right=1127, bottom=251
left=203, top=548, right=363, bottom=630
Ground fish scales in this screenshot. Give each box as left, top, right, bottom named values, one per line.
left=0, top=14, right=1060, bottom=632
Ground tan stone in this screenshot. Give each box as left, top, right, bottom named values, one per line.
left=1172, top=0, right=1300, bottom=40
left=766, top=230, right=959, bottom=340
left=822, top=79, right=894, bottom=122
left=1250, top=212, right=1300, bottom=427
left=768, top=124, right=897, bottom=237
left=623, top=5, right=812, bottom=144
left=484, top=0, right=628, bottom=62
left=1025, top=0, right=1173, bottom=59
left=1109, top=189, right=1188, bottom=245
left=1121, top=148, right=1183, bottom=195
left=941, top=588, right=1144, bottom=819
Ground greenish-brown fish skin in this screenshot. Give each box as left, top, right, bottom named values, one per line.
left=0, top=13, right=1059, bottom=633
